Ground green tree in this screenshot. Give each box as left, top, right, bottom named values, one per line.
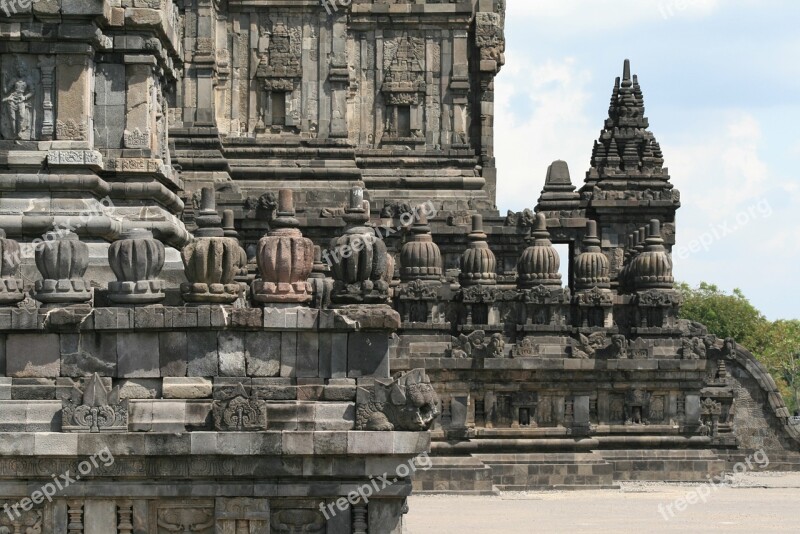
left=678, top=283, right=800, bottom=413
left=677, top=282, right=770, bottom=354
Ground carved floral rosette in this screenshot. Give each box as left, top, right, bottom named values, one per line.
left=107, top=229, right=166, bottom=305
left=34, top=230, right=92, bottom=305
left=62, top=374, right=128, bottom=433
left=521, top=285, right=570, bottom=305
left=396, top=279, right=440, bottom=301
left=212, top=383, right=268, bottom=431
left=635, top=288, right=682, bottom=308
left=574, top=286, right=613, bottom=307
left=0, top=229, right=25, bottom=305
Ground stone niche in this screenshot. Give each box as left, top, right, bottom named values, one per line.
left=0, top=54, right=51, bottom=141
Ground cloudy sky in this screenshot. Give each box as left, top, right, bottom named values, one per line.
left=495, top=0, right=800, bottom=320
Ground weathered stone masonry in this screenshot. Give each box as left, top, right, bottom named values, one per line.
left=0, top=0, right=797, bottom=530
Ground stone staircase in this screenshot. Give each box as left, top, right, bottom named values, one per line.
left=415, top=449, right=735, bottom=493
left=412, top=456, right=498, bottom=495
left=474, top=453, right=618, bottom=491
left=599, top=449, right=726, bottom=482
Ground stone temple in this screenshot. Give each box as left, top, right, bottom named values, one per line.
left=0, top=0, right=796, bottom=531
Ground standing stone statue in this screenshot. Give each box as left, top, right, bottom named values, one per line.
left=2, top=79, right=33, bottom=140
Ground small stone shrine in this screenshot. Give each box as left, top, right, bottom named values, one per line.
left=0, top=0, right=796, bottom=530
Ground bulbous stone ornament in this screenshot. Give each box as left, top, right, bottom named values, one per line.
left=633, top=219, right=674, bottom=290
left=400, top=210, right=442, bottom=282
left=0, top=229, right=25, bottom=305
left=107, top=229, right=166, bottom=305
left=517, top=213, right=562, bottom=289
left=459, top=215, right=496, bottom=287
left=34, top=230, right=92, bottom=306
left=252, top=189, right=314, bottom=304
left=329, top=186, right=390, bottom=304
left=574, top=220, right=610, bottom=291
left=181, top=187, right=247, bottom=304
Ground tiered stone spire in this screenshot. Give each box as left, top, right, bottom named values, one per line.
left=584, top=59, right=669, bottom=187
left=536, top=160, right=581, bottom=214
left=517, top=213, right=562, bottom=289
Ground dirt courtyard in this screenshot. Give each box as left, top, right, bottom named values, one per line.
left=405, top=472, right=800, bottom=533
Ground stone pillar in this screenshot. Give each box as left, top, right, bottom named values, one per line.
left=56, top=53, right=92, bottom=143
left=124, top=57, right=156, bottom=151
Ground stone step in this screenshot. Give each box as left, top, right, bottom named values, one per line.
left=599, top=449, right=726, bottom=482
left=411, top=456, right=498, bottom=495
left=475, top=452, right=617, bottom=491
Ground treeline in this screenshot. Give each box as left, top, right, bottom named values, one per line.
left=678, top=282, right=800, bottom=413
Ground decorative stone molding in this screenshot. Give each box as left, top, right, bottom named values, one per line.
left=356, top=369, right=439, bottom=431
left=108, top=229, right=166, bottom=305
left=62, top=373, right=128, bottom=433
left=448, top=330, right=505, bottom=359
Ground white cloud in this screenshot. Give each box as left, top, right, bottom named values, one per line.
left=507, top=0, right=723, bottom=31
left=667, top=113, right=768, bottom=220
left=495, top=56, right=595, bottom=212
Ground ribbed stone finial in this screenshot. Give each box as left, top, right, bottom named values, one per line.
left=517, top=213, right=561, bottom=289
left=252, top=188, right=314, bottom=304
left=34, top=230, right=92, bottom=306
left=330, top=185, right=390, bottom=304
left=574, top=220, right=610, bottom=290
left=399, top=205, right=442, bottom=283
left=181, top=187, right=247, bottom=304
left=633, top=219, right=674, bottom=290
left=459, top=214, right=496, bottom=287
left=108, top=228, right=166, bottom=305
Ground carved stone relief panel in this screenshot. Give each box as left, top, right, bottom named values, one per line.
left=1, top=54, right=46, bottom=141
left=152, top=501, right=215, bottom=534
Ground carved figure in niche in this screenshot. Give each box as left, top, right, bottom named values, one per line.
left=571, top=332, right=607, bottom=359
left=610, top=334, right=629, bottom=359
left=681, top=337, right=707, bottom=360
left=2, top=79, right=33, bottom=140
left=355, top=369, right=439, bottom=431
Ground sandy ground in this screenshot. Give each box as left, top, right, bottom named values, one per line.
left=404, top=472, right=800, bottom=533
